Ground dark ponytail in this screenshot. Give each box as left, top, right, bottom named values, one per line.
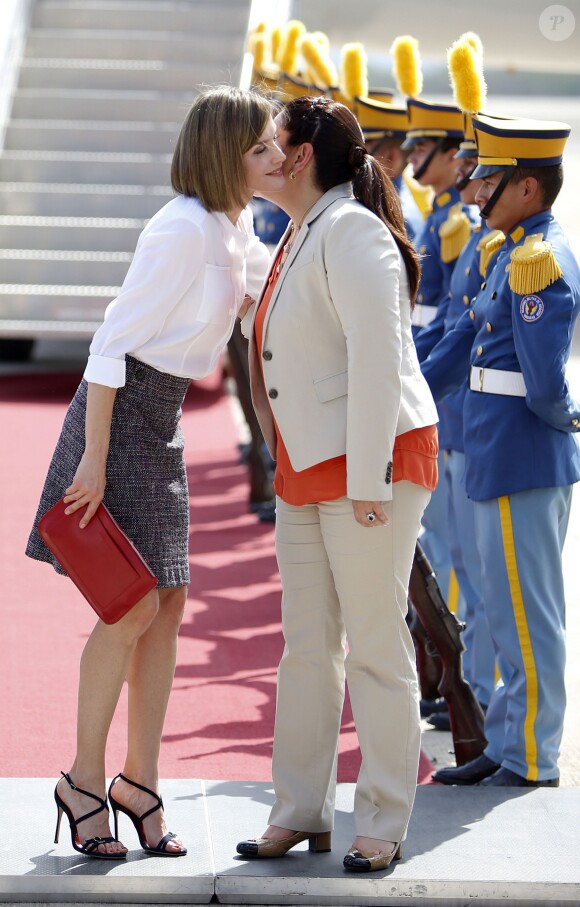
left=278, top=96, right=420, bottom=305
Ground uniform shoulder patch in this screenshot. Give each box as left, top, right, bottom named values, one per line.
left=519, top=294, right=544, bottom=322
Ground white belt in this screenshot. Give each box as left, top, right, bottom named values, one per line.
left=412, top=304, right=437, bottom=327
left=469, top=366, right=527, bottom=397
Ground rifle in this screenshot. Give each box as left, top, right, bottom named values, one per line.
left=410, top=608, right=443, bottom=703
left=408, top=541, right=487, bottom=766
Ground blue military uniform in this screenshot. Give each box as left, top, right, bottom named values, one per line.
left=417, top=221, right=500, bottom=709
left=412, top=188, right=475, bottom=330
left=424, top=206, right=580, bottom=781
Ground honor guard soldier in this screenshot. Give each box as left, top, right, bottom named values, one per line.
left=403, top=96, right=472, bottom=602
left=422, top=113, right=580, bottom=786
left=417, top=36, right=498, bottom=728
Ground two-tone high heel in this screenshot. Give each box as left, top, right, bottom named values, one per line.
left=54, top=771, right=126, bottom=860
left=343, top=841, right=402, bottom=872
left=236, top=830, right=331, bottom=858
left=108, top=772, right=187, bottom=856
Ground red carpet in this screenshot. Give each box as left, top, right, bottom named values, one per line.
left=0, top=370, right=433, bottom=783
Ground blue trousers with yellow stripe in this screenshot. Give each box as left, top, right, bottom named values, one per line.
left=474, top=485, right=571, bottom=781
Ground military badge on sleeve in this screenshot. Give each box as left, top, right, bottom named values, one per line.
left=520, top=294, right=544, bottom=322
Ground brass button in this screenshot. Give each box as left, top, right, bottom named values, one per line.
left=463, top=294, right=470, bottom=305
left=263, top=350, right=272, bottom=361
left=418, top=293, right=423, bottom=302
left=572, top=418, right=580, bottom=427
left=430, top=225, right=435, bottom=233
left=476, top=345, right=483, bottom=355
left=469, top=311, right=475, bottom=320
left=491, top=291, right=498, bottom=299
left=465, top=266, right=471, bottom=276
left=268, top=388, right=278, bottom=399
left=481, top=281, right=487, bottom=290
left=486, top=322, right=492, bottom=332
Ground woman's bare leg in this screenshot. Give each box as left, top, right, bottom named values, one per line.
left=111, top=586, right=187, bottom=852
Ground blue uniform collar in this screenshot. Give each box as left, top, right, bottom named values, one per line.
left=505, top=210, right=554, bottom=249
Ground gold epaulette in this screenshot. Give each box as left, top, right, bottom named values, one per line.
left=402, top=165, right=433, bottom=221
left=439, top=202, right=471, bottom=264
left=477, top=229, right=505, bottom=277
left=508, top=233, right=563, bottom=295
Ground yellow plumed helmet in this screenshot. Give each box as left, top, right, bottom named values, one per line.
left=300, top=34, right=338, bottom=89
left=390, top=35, right=423, bottom=98
left=279, top=19, right=306, bottom=75
left=447, top=36, right=486, bottom=115
left=340, top=43, right=369, bottom=101
left=251, top=33, right=269, bottom=73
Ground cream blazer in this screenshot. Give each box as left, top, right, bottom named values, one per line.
left=246, top=183, right=438, bottom=502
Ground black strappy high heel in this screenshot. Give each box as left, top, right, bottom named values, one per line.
left=54, top=771, right=126, bottom=860
left=108, top=773, right=187, bottom=857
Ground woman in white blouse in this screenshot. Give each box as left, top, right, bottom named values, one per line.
left=26, top=86, right=285, bottom=859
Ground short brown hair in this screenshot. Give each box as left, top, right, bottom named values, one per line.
left=171, top=86, right=275, bottom=212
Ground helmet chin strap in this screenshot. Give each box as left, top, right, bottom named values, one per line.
left=455, top=162, right=477, bottom=191
left=479, top=167, right=514, bottom=220
left=412, top=137, right=446, bottom=182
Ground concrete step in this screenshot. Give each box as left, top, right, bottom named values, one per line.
left=0, top=150, right=172, bottom=184
left=0, top=215, right=144, bottom=251
left=1, top=778, right=579, bottom=906
left=25, top=28, right=242, bottom=63
left=0, top=249, right=132, bottom=285
left=4, top=120, right=180, bottom=153
left=0, top=181, right=173, bottom=217
left=18, top=58, right=221, bottom=91
left=32, top=0, right=250, bottom=34
left=11, top=88, right=194, bottom=123
left=0, top=283, right=117, bottom=327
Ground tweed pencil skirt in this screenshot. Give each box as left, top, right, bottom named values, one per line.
left=26, top=356, right=192, bottom=587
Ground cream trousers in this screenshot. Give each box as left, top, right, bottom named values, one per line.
left=269, top=481, right=430, bottom=842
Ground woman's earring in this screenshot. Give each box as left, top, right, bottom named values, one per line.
left=289, top=170, right=296, bottom=181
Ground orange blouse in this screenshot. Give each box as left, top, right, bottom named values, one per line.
left=254, top=249, right=438, bottom=506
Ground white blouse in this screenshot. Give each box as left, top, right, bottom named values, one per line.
left=84, top=194, right=270, bottom=388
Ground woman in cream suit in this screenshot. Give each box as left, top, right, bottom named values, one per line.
left=236, top=96, right=438, bottom=873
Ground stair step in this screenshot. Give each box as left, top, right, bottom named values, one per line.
left=32, top=0, right=250, bottom=34
left=0, top=151, right=172, bottom=184
left=0, top=181, right=172, bottom=218
left=0, top=316, right=102, bottom=339
left=25, top=29, right=242, bottom=63
left=4, top=120, right=180, bottom=153
left=0, top=284, right=117, bottom=328
left=0, top=215, right=144, bottom=251
left=18, top=57, right=218, bottom=92
left=11, top=88, right=194, bottom=122
left=18, top=58, right=221, bottom=91
left=0, top=249, right=132, bottom=285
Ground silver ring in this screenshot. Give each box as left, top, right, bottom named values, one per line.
left=366, top=511, right=376, bottom=523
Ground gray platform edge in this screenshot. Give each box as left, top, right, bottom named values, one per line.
left=1, top=780, right=579, bottom=907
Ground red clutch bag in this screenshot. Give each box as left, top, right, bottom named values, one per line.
left=37, top=499, right=158, bottom=624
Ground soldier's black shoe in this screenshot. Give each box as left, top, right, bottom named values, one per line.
left=477, top=767, right=560, bottom=788
left=420, top=697, right=447, bottom=718
left=433, top=753, right=500, bottom=786
left=426, top=711, right=451, bottom=731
